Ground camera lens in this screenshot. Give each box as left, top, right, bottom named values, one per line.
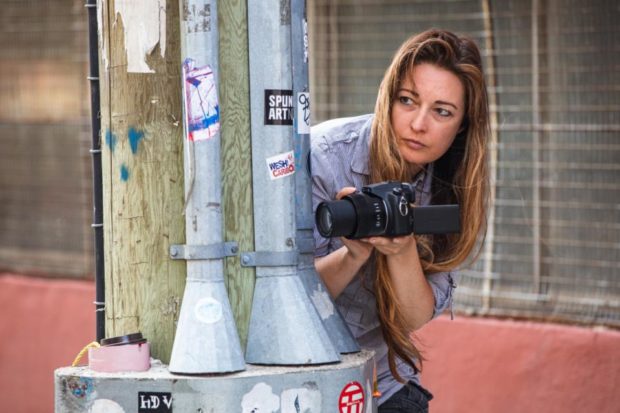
left=316, top=200, right=357, bottom=238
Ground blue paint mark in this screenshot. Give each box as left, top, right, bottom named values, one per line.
left=128, top=127, right=145, bottom=155
left=105, top=129, right=117, bottom=153
left=120, top=164, right=129, bottom=181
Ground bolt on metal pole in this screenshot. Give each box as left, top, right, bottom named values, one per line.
left=290, top=0, right=360, bottom=354
left=169, top=0, right=245, bottom=374
left=245, top=0, right=339, bottom=365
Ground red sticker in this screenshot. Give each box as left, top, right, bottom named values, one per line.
left=339, top=381, right=365, bottom=413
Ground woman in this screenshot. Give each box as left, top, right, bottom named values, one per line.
left=311, top=29, right=489, bottom=412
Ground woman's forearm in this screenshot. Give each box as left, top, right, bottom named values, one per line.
left=385, top=241, right=435, bottom=331
left=314, top=245, right=369, bottom=298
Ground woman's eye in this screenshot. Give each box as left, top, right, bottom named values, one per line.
left=436, top=108, right=452, bottom=117
left=398, top=96, right=413, bottom=105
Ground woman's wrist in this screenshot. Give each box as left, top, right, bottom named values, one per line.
left=343, top=240, right=373, bottom=265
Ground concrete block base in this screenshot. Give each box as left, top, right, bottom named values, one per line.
left=55, top=350, right=377, bottom=413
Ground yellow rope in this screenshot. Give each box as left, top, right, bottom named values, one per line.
left=71, top=341, right=101, bottom=367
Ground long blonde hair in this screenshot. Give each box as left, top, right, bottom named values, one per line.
left=369, top=29, right=490, bottom=381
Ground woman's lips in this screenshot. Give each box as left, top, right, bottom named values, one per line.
left=402, top=138, right=426, bottom=150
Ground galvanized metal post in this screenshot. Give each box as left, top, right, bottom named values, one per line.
left=245, top=0, right=340, bottom=365
left=291, top=0, right=360, bottom=354
left=169, top=0, right=245, bottom=374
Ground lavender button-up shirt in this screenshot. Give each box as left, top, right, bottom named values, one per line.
left=310, top=113, right=455, bottom=404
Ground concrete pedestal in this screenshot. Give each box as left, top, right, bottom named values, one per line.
left=55, top=350, right=377, bottom=413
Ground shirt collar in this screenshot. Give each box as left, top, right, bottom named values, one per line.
left=351, top=116, right=373, bottom=176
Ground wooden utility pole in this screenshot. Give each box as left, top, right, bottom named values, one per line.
left=56, top=2, right=376, bottom=409
left=218, top=0, right=255, bottom=348
left=99, top=0, right=185, bottom=363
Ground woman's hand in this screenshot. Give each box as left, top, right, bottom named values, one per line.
left=362, top=234, right=415, bottom=257
left=335, top=187, right=375, bottom=263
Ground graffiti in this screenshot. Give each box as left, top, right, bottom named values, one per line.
left=120, top=164, right=130, bottom=182
left=297, top=92, right=310, bottom=134
left=128, top=128, right=145, bottom=155
left=106, top=129, right=117, bottom=153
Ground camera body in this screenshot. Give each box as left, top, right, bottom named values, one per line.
left=316, top=181, right=460, bottom=239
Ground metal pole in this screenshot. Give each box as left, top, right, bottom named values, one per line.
left=481, top=0, right=498, bottom=314
left=531, top=0, right=542, bottom=293
left=291, top=0, right=359, bottom=354
left=169, top=0, right=245, bottom=374
left=245, top=0, right=339, bottom=365
left=85, top=0, right=105, bottom=342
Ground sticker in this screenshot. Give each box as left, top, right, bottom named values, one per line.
left=265, top=89, right=293, bottom=125
left=297, top=92, right=310, bottom=134
left=67, top=377, right=94, bottom=399
left=194, top=297, right=223, bottom=324
left=241, top=383, right=280, bottom=413
left=266, top=150, right=296, bottom=180
left=303, top=18, right=309, bottom=63
left=90, top=399, right=125, bottom=413
left=182, top=59, right=220, bottom=141
left=339, top=382, right=365, bottom=413
left=138, top=392, right=173, bottom=412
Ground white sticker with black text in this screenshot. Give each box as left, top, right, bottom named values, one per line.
left=297, top=92, right=310, bottom=134
left=266, top=150, right=296, bottom=180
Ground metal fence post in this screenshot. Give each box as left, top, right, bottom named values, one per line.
left=245, top=0, right=340, bottom=365
left=291, top=0, right=360, bottom=354
left=169, top=0, right=245, bottom=374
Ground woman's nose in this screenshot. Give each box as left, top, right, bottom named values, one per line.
left=411, top=110, right=427, bottom=132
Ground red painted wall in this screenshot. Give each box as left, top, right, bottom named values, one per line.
left=417, top=316, right=620, bottom=413
left=0, top=273, right=95, bottom=413
left=1, top=273, right=619, bottom=413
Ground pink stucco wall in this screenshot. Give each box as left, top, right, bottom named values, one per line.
left=0, top=273, right=95, bottom=413
left=416, top=316, right=620, bottom=413
left=1, top=272, right=619, bottom=412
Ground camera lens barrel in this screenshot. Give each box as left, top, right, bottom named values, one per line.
left=316, top=193, right=389, bottom=239
left=347, top=193, right=387, bottom=239
left=316, top=200, right=357, bottom=238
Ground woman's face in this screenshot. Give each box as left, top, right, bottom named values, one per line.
left=391, top=63, right=465, bottom=172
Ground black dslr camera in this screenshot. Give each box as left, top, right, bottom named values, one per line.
left=315, top=181, right=460, bottom=239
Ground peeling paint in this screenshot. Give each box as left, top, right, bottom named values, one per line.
left=194, top=297, right=223, bottom=324
left=115, top=0, right=167, bottom=73
left=310, top=283, right=334, bottom=320
left=89, top=399, right=126, bottom=413
left=365, top=378, right=373, bottom=413
left=97, top=0, right=109, bottom=70
left=242, top=382, right=280, bottom=413
left=281, top=386, right=321, bottom=413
